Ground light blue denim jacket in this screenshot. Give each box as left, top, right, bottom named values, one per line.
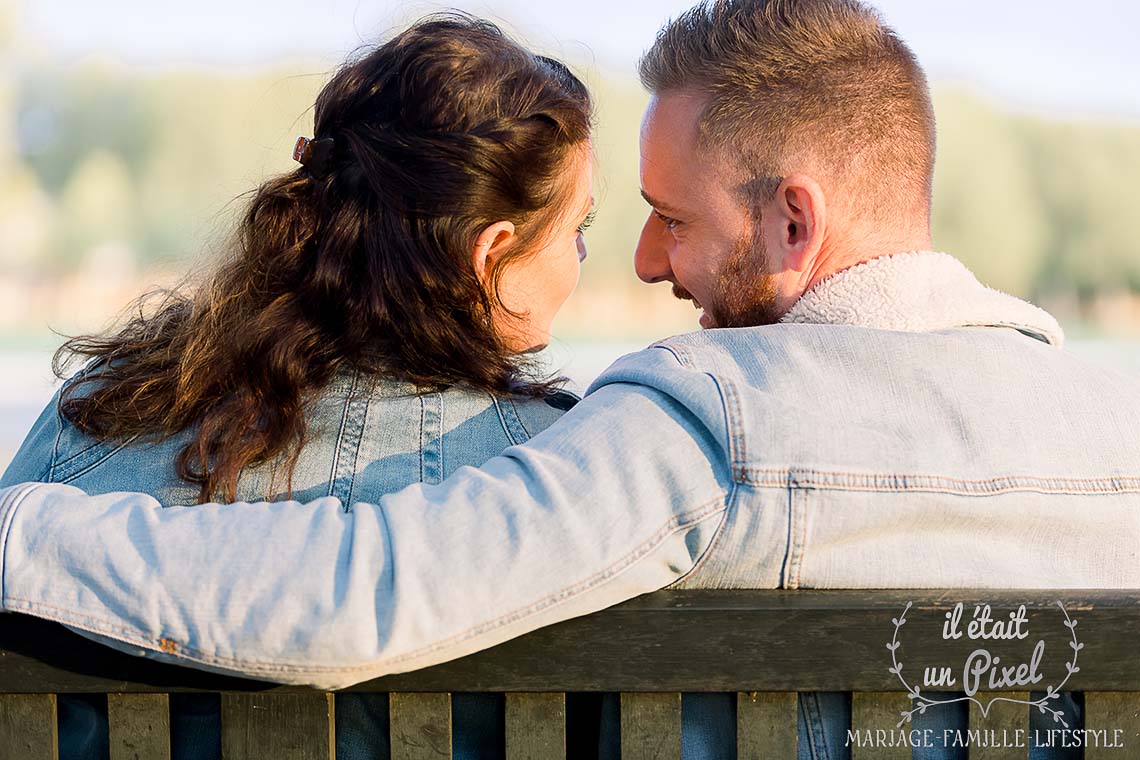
left=0, top=367, right=572, bottom=759
left=2, top=252, right=1138, bottom=757
left=0, top=367, right=570, bottom=506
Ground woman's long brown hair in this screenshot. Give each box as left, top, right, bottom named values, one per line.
left=52, top=15, right=593, bottom=503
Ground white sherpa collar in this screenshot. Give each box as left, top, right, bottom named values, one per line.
left=779, top=251, right=1065, bottom=348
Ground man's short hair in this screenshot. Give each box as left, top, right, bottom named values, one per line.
left=639, top=0, right=936, bottom=225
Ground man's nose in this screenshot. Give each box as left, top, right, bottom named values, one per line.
left=634, top=215, right=671, bottom=284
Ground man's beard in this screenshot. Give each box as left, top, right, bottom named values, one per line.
left=673, top=224, right=782, bottom=329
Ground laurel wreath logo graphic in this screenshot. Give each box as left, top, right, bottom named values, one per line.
left=887, top=600, right=1082, bottom=729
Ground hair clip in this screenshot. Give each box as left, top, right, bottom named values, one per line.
left=293, top=136, right=335, bottom=178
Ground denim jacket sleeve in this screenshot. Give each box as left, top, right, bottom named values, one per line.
left=0, top=347, right=735, bottom=689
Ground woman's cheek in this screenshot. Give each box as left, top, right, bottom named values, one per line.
left=562, top=240, right=582, bottom=299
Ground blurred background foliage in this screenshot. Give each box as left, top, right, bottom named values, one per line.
left=1, top=2, right=1139, bottom=343
left=1, top=0, right=1138, bottom=469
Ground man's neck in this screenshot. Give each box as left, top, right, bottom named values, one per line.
left=804, top=230, right=934, bottom=294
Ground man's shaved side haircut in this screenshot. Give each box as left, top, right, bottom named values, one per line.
left=639, top=0, right=936, bottom=225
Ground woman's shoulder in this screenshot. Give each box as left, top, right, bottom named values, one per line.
left=0, top=362, right=84, bottom=487
left=303, top=369, right=578, bottom=496
left=0, top=360, right=171, bottom=490
left=0, top=384, right=63, bottom=486
left=316, top=367, right=578, bottom=433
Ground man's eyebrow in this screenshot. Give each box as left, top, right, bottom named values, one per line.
left=640, top=189, right=685, bottom=216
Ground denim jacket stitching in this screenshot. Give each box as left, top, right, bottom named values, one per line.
left=2, top=597, right=185, bottom=648
left=48, top=367, right=124, bottom=480
left=327, top=370, right=356, bottom=496
left=3, top=497, right=728, bottom=674
left=55, top=437, right=140, bottom=484
left=652, top=340, right=686, bottom=360
left=46, top=409, right=63, bottom=482
left=51, top=426, right=112, bottom=469
left=419, top=393, right=443, bottom=485
left=665, top=483, right=738, bottom=588
left=717, top=377, right=749, bottom=483
left=777, top=475, right=795, bottom=588
left=492, top=396, right=531, bottom=446
left=787, top=487, right=809, bottom=589
left=743, top=467, right=1140, bottom=495
left=507, top=399, right=532, bottom=440
left=329, top=371, right=370, bottom=507
left=650, top=343, right=748, bottom=485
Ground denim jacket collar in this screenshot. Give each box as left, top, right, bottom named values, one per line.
left=779, top=251, right=1065, bottom=347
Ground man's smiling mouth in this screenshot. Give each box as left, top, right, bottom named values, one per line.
left=671, top=284, right=714, bottom=328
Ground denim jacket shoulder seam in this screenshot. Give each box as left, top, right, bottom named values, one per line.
left=56, top=436, right=140, bottom=484
left=46, top=407, right=64, bottom=483
left=713, top=375, right=748, bottom=483
left=648, top=343, right=747, bottom=484
left=47, top=399, right=64, bottom=481
left=652, top=342, right=689, bottom=367
left=49, top=372, right=116, bottom=474
left=49, top=372, right=151, bottom=481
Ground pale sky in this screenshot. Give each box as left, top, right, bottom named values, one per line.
left=17, top=0, right=1140, bottom=121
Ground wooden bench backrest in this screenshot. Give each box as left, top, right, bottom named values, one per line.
left=3, top=589, right=1139, bottom=758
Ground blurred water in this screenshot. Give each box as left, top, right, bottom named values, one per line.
left=0, top=337, right=1136, bottom=474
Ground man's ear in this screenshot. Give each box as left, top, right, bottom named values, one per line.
left=471, top=221, right=517, bottom=282
left=774, top=174, right=826, bottom=273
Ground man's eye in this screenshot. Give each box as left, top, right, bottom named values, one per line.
left=655, top=210, right=680, bottom=230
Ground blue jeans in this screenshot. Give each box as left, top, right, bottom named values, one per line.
left=336, top=693, right=503, bottom=760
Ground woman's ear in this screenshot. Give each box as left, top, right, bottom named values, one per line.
left=471, top=221, right=517, bottom=282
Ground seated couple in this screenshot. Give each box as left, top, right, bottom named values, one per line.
left=3, top=2, right=1138, bottom=759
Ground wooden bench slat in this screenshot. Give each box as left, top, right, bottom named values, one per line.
left=968, top=691, right=1028, bottom=760
left=1084, top=692, right=1139, bottom=759
left=737, top=691, right=796, bottom=758
left=850, top=692, right=911, bottom=760
left=389, top=692, right=452, bottom=760
left=220, top=693, right=333, bottom=760
left=0, top=694, right=57, bottom=760
left=7, top=592, right=1140, bottom=694
left=108, top=693, right=170, bottom=760
left=620, top=692, right=681, bottom=760
left=505, top=692, right=564, bottom=759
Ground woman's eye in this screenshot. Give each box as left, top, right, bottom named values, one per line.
left=655, top=210, right=680, bottom=230
left=576, top=209, right=597, bottom=235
